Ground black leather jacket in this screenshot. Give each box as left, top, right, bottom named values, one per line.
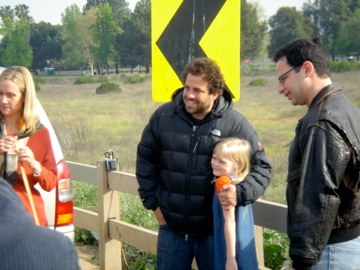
left=287, top=84, right=360, bottom=269
left=136, top=88, right=271, bottom=237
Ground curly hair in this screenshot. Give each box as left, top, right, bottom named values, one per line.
left=180, top=58, right=225, bottom=97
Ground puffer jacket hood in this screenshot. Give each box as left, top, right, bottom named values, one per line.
left=0, top=178, right=33, bottom=250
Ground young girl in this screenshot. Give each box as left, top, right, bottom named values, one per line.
left=211, top=137, right=258, bottom=270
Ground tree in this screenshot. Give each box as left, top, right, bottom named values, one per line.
left=118, top=0, right=151, bottom=72
left=77, top=7, right=99, bottom=74
left=268, top=7, right=318, bottom=58
left=109, top=0, right=131, bottom=74
left=0, top=5, right=14, bottom=21
left=118, top=15, right=137, bottom=70
left=84, top=0, right=102, bottom=11
left=61, top=4, right=89, bottom=70
left=0, top=17, right=33, bottom=67
left=30, top=22, right=63, bottom=72
left=336, top=8, right=360, bottom=58
left=84, top=0, right=131, bottom=74
left=91, top=3, right=121, bottom=74
left=302, top=0, right=360, bottom=59
left=14, top=4, right=34, bottom=24
left=241, top=0, right=268, bottom=61
left=127, top=0, right=150, bottom=72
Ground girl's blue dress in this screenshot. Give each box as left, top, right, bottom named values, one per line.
left=213, top=190, right=259, bottom=270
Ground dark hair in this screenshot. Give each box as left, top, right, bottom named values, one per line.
left=273, top=37, right=331, bottom=78
left=180, top=58, right=224, bottom=97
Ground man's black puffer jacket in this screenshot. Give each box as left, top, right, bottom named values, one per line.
left=136, top=88, right=271, bottom=237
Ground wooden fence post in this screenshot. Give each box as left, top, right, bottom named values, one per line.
left=254, top=225, right=265, bottom=268
left=97, top=160, right=121, bottom=269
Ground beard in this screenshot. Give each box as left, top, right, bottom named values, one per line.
left=184, top=97, right=213, bottom=116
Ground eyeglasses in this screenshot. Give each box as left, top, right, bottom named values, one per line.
left=278, top=66, right=296, bottom=85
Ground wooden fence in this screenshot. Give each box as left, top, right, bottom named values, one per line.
left=68, top=160, right=288, bottom=270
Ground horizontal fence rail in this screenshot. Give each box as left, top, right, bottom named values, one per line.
left=68, top=160, right=287, bottom=270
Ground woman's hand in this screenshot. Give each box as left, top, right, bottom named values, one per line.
left=0, top=136, right=17, bottom=154
left=17, top=146, right=42, bottom=175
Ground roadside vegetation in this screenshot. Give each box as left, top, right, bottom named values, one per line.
left=37, top=70, right=359, bottom=269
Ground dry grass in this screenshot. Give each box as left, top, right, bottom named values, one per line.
left=37, top=74, right=159, bottom=173
left=37, top=71, right=360, bottom=204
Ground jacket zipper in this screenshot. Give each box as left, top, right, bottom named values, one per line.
left=185, top=125, right=198, bottom=235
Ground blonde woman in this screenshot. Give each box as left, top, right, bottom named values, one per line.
left=0, top=66, right=57, bottom=226
left=211, top=137, right=258, bottom=270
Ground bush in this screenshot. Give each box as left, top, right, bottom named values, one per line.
left=32, top=76, right=46, bottom=91
left=74, top=76, right=98, bottom=84
left=75, top=227, right=98, bottom=245
left=330, top=60, right=360, bottom=72
left=249, top=78, right=268, bottom=86
left=241, top=64, right=276, bottom=76
left=263, top=229, right=290, bottom=269
left=96, top=82, right=122, bottom=94
left=97, top=75, right=110, bottom=83
left=124, top=74, right=147, bottom=84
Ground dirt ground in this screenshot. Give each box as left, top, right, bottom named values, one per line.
left=76, top=245, right=99, bottom=270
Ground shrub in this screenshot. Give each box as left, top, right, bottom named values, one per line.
left=33, top=76, right=46, bottom=84
left=263, top=229, right=290, bottom=269
left=124, top=74, right=147, bottom=84
left=74, top=76, right=98, bottom=84
left=33, top=76, right=46, bottom=91
left=330, top=60, right=360, bottom=72
left=97, top=75, right=110, bottom=83
left=75, top=227, right=98, bottom=245
left=249, top=78, right=268, bottom=86
left=241, top=64, right=276, bottom=76
left=96, top=82, right=122, bottom=94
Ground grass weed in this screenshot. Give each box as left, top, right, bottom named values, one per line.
left=249, top=78, right=268, bottom=86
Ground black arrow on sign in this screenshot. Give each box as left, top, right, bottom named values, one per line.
left=156, top=0, right=226, bottom=79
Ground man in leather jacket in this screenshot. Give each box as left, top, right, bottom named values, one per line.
left=136, top=58, right=272, bottom=269
left=273, top=37, right=360, bottom=270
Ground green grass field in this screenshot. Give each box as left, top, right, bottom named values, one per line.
left=37, top=69, right=360, bottom=269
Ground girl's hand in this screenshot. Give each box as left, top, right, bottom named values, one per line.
left=0, top=136, right=17, bottom=154
left=17, top=146, right=41, bottom=175
left=226, top=259, right=238, bottom=270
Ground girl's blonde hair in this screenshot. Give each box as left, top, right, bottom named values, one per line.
left=213, top=137, right=251, bottom=179
left=0, top=66, right=39, bottom=135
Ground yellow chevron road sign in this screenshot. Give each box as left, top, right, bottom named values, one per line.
left=152, top=0, right=240, bottom=102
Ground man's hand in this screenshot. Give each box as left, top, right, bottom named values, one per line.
left=154, top=206, right=166, bottom=224
left=218, top=185, right=236, bottom=210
